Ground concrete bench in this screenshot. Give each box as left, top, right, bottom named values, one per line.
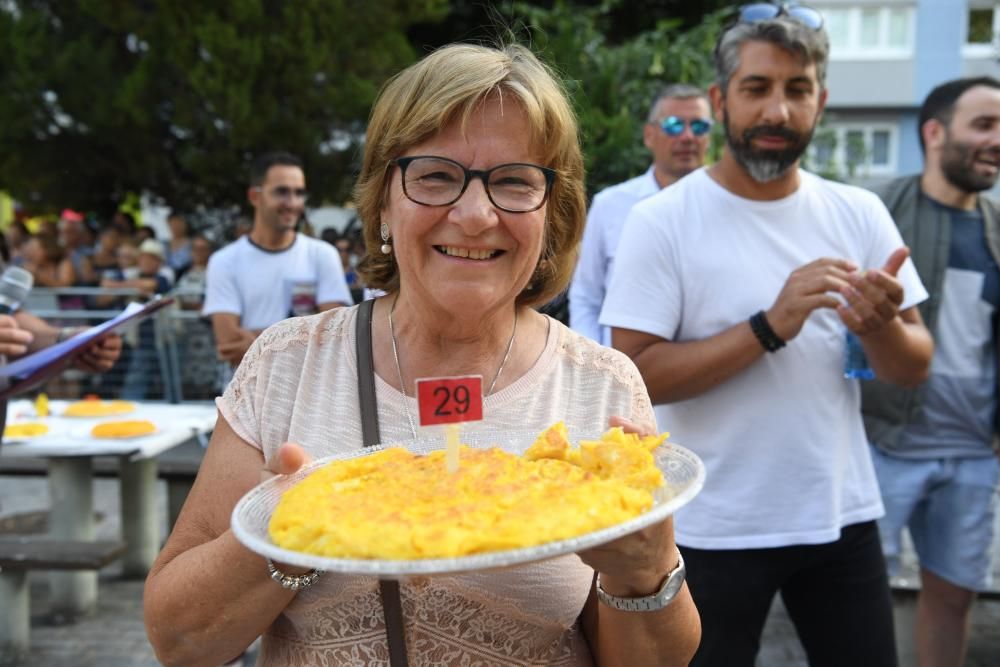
left=0, top=537, right=127, bottom=656
left=0, top=448, right=202, bottom=531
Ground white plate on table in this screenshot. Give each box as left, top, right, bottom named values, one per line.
left=231, top=429, right=705, bottom=579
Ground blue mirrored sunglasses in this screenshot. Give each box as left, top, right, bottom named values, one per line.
left=660, top=116, right=713, bottom=137
left=738, top=3, right=824, bottom=30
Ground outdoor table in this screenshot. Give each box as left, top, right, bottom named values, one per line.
left=0, top=400, right=217, bottom=617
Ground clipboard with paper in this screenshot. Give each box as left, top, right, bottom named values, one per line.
left=0, top=296, right=175, bottom=399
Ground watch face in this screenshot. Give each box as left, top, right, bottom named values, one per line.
left=596, top=549, right=685, bottom=612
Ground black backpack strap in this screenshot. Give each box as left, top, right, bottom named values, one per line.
left=354, top=298, right=408, bottom=667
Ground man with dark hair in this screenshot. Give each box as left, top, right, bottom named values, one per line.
left=203, top=151, right=351, bottom=367
left=569, top=83, right=711, bottom=344
left=112, top=210, right=137, bottom=239
left=248, top=150, right=304, bottom=187
left=864, top=75, right=1000, bottom=667
left=602, top=6, right=934, bottom=666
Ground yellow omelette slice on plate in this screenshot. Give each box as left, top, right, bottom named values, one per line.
left=90, top=420, right=157, bottom=439
left=3, top=422, right=50, bottom=439
left=64, top=400, right=136, bottom=418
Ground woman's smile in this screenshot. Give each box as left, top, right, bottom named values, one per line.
left=434, top=245, right=504, bottom=261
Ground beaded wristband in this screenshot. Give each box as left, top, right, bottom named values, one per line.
left=266, top=558, right=323, bottom=590
left=749, top=310, right=786, bottom=353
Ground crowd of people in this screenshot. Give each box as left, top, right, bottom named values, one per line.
left=0, top=208, right=215, bottom=399
left=0, top=189, right=370, bottom=401
left=3, top=3, right=996, bottom=666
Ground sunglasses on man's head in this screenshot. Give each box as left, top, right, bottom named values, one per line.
left=659, top=116, right=713, bottom=137
left=738, top=3, right=824, bottom=30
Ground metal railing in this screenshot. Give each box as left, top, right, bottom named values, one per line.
left=22, top=287, right=227, bottom=403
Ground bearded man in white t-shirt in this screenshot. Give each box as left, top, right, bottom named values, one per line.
left=203, top=152, right=352, bottom=367
left=601, top=7, right=934, bottom=667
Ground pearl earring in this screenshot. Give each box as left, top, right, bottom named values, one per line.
left=380, top=222, right=392, bottom=254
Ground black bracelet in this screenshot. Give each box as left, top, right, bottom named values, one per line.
left=749, top=310, right=786, bottom=353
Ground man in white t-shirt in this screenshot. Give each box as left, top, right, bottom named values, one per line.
left=601, top=8, right=934, bottom=667
left=203, top=152, right=352, bottom=367
left=569, top=84, right=711, bottom=345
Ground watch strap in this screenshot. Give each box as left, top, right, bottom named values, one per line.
left=595, top=547, right=685, bottom=612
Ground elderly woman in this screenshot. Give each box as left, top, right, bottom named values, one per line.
left=144, top=43, right=700, bottom=666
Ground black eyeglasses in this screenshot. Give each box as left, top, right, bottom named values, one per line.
left=738, top=3, right=824, bottom=30
left=389, top=156, right=556, bottom=213
left=659, top=116, right=714, bottom=137
left=254, top=185, right=309, bottom=203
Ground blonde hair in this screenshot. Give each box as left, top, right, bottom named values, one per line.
left=354, top=43, right=586, bottom=307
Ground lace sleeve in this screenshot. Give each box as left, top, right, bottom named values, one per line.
left=626, top=363, right=656, bottom=430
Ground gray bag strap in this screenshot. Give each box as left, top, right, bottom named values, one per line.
left=355, top=298, right=409, bottom=667
left=356, top=298, right=381, bottom=447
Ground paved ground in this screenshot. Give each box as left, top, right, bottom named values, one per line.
left=1, top=474, right=998, bottom=666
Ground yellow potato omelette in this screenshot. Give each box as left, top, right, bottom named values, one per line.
left=268, top=423, right=670, bottom=560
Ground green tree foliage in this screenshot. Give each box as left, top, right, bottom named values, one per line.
left=1, top=0, right=726, bottom=216
left=0, top=0, right=447, bottom=216
left=510, top=1, right=726, bottom=195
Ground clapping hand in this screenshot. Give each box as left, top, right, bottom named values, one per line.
left=765, top=258, right=858, bottom=342
left=837, top=247, right=908, bottom=336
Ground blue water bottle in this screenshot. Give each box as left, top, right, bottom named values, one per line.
left=844, top=331, right=875, bottom=380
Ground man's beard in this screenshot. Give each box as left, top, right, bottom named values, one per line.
left=724, top=111, right=815, bottom=183
left=940, top=136, right=1000, bottom=193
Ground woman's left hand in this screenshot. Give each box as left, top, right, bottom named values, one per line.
left=576, top=416, right=678, bottom=596
left=260, top=442, right=313, bottom=482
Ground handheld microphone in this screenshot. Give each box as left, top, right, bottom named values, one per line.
left=0, top=267, right=32, bottom=428
left=0, top=266, right=33, bottom=315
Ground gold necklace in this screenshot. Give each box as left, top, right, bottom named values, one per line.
left=387, top=295, right=518, bottom=438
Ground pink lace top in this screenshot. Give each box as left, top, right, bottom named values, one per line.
left=218, top=305, right=655, bottom=666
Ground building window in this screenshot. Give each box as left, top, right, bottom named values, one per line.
left=826, top=9, right=850, bottom=51
left=887, top=8, right=910, bottom=48
left=965, top=2, right=1000, bottom=56
left=871, top=130, right=891, bottom=167
left=969, top=8, right=995, bottom=43
left=859, top=8, right=881, bottom=48
left=818, top=5, right=915, bottom=59
left=845, top=129, right=866, bottom=166
left=808, top=124, right=898, bottom=178
left=813, top=132, right=837, bottom=169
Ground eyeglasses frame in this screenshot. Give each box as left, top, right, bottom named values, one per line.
left=389, top=155, right=557, bottom=213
